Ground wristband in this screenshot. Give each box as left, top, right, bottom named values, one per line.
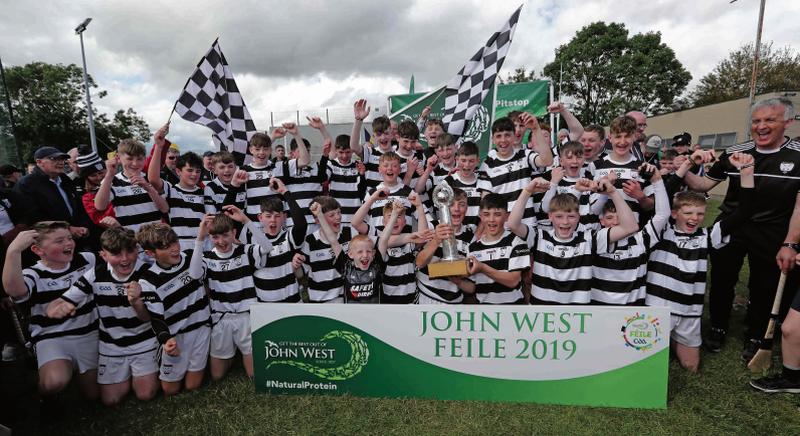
left=737, top=163, right=755, bottom=170
left=781, top=242, right=800, bottom=251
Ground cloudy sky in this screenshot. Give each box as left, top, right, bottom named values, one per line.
left=2, top=0, right=798, bottom=152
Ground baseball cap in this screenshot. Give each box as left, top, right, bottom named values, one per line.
left=33, top=146, right=69, bottom=160
left=673, top=132, right=692, bottom=147
left=645, top=135, right=663, bottom=151
left=202, top=150, right=215, bottom=158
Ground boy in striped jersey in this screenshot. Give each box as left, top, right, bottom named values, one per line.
left=190, top=206, right=272, bottom=380
left=459, top=194, right=531, bottom=304
left=508, top=174, right=641, bottom=305
left=539, top=141, right=603, bottom=230
left=479, top=115, right=552, bottom=226
left=226, top=125, right=310, bottom=227
left=204, top=151, right=245, bottom=214
left=240, top=177, right=307, bottom=302
left=47, top=226, right=158, bottom=406
left=358, top=152, right=420, bottom=230
left=326, top=134, right=365, bottom=224
left=443, top=141, right=490, bottom=228
left=395, top=120, right=423, bottom=188
left=135, top=223, right=211, bottom=396
left=590, top=168, right=669, bottom=306
left=350, top=99, right=395, bottom=190
left=416, top=133, right=457, bottom=212
left=646, top=152, right=755, bottom=372
left=592, top=115, right=654, bottom=224
left=2, top=222, right=98, bottom=401
left=94, top=129, right=169, bottom=234
left=283, top=136, right=328, bottom=229
left=352, top=190, right=431, bottom=303
left=416, top=188, right=475, bottom=304
left=148, top=149, right=207, bottom=251
left=300, top=196, right=359, bottom=303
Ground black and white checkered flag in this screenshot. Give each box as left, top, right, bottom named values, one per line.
left=174, top=39, right=256, bottom=165
left=442, top=5, right=522, bottom=138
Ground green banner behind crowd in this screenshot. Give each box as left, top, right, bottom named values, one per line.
left=388, top=80, right=549, bottom=155
left=252, top=305, right=669, bottom=409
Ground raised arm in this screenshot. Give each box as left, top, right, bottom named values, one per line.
left=146, top=124, right=170, bottom=193
left=190, top=214, right=213, bottom=280
left=678, top=150, right=721, bottom=193
left=311, top=201, right=341, bottom=257
left=508, top=178, right=550, bottom=237
left=379, top=201, right=403, bottom=259
left=602, top=178, right=639, bottom=243
left=415, top=155, right=438, bottom=194
left=307, top=116, right=332, bottom=144
left=548, top=101, right=584, bottom=141
left=283, top=122, right=310, bottom=167
left=224, top=205, right=272, bottom=253
left=350, top=99, right=370, bottom=157
left=1, top=230, right=37, bottom=298
left=521, top=113, right=554, bottom=168
left=94, top=157, right=118, bottom=212
left=272, top=177, right=307, bottom=244
left=352, top=187, right=386, bottom=235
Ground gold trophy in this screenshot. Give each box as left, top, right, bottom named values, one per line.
left=428, top=181, right=469, bottom=278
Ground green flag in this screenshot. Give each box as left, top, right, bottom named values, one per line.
left=409, top=75, right=415, bottom=94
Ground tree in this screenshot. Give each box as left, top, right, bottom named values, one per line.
left=542, top=22, right=691, bottom=126
left=690, top=42, right=800, bottom=107
left=501, top=66, right=539, bottom=84
left=1, top=62, right=150, bottom=162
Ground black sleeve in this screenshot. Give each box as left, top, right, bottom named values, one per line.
left=333, top=250, right=347, bottom=274
left=719, top=186, right=755, bottom=236
left=318, top=156, right=329, bottom=183
left=283, top=190, right=307, bottom=245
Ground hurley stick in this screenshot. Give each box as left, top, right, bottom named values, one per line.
left=748, top=271, right=787, bottom=372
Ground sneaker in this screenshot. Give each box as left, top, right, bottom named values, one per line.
left=741, top=338, right=761, bottom=362
left=704, top=327, right=727, bottom=353
left=750, top=375, right=800, bottom=393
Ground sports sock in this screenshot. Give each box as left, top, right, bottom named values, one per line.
left=781, top=364, right=800, bottom=383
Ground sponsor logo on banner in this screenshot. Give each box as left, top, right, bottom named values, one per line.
left=621, top=312, right=663, bottom=352
left=264, top=331, right=369, bottom=381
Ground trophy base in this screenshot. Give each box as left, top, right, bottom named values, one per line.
left=428, top=259, right=469, bottom=278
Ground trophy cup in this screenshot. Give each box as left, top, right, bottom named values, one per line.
left=428, top=181, right=469, bottom=278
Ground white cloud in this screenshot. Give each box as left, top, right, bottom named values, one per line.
left=3, top=0, right=798, bottom=152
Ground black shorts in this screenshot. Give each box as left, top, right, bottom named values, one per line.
left=792, top=283, right=800, bottom=312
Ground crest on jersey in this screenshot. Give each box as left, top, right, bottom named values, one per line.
left=780, top=162, right=795, bottom=173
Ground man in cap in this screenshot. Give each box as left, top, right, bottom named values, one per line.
left=201, top=150, right=215, bottom=183
left=13, top=146, right=90, bottom=238
left=673, top=132, right=692, bottom=156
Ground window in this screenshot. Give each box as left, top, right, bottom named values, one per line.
left=697, top=133, right=737, bottom=150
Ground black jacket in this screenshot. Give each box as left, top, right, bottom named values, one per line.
left=14, top=166, right=91, bottom=228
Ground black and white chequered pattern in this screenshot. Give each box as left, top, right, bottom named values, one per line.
left=174, top=39, right=257, bottom=165
left=441, top=5, right=522, bottom=138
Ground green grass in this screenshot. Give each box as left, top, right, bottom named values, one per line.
left=10, top=199, right=800, bottom=435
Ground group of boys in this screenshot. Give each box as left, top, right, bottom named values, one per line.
left=0, top=96, right=795, bottom=410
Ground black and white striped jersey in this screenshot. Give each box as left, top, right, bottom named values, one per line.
left=163, top=182, right=206, bottom=251
left=284, top=158, right=327, bottom=227
left=591, top=223, right=661, bottom=305
left=200, top=242, right=268, bottom=316
left=418, top=162, right=456, bottom=212
left=240, top=160, right=288, bottom=221
left=525, top=226, right=611, bottom=305
left=19, top=253, right=96, bottom=343
left=301, top=225, right=357, bottom=302
left=326, top=158, right=363, bottom=224
left=443, top=172, right=491, bottom=228
left=479, top=148, right=544, bottom=225
left=139, top=251, right=210, bottom=336
left=591, top=154, right=651, bottom=223
left=376, top=230, right=418, bottom=304
left=240, top=226, right=303, bottom=303
left=62, top=260, right=156, bottom=357
left=467, top=230, right=530, bottom=304
left=646, top=223, right=729, bottom=317
left=417, top=224, right=474, bottom=304
left=106, top=172, right=163, bottom=232
left=203, top=177, right=245, bottom=215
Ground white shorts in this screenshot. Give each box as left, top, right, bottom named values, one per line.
left=322, top=297, right=344, bottom=304
left=97, top=348, right=159, bottom=385
left=35, top=331, right=99, bottom=374
left=417, top=293, right=449, bottom=305
left=160, top=326, right=211, bottom=382
left=210, top=312, right=252, bottom=359
left=670, top=315, right=702, bottom=348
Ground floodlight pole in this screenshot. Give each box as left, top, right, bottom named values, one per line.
left=746, top=0, right=766, bottom=140
left=76, top=18, right=97, bottom=153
